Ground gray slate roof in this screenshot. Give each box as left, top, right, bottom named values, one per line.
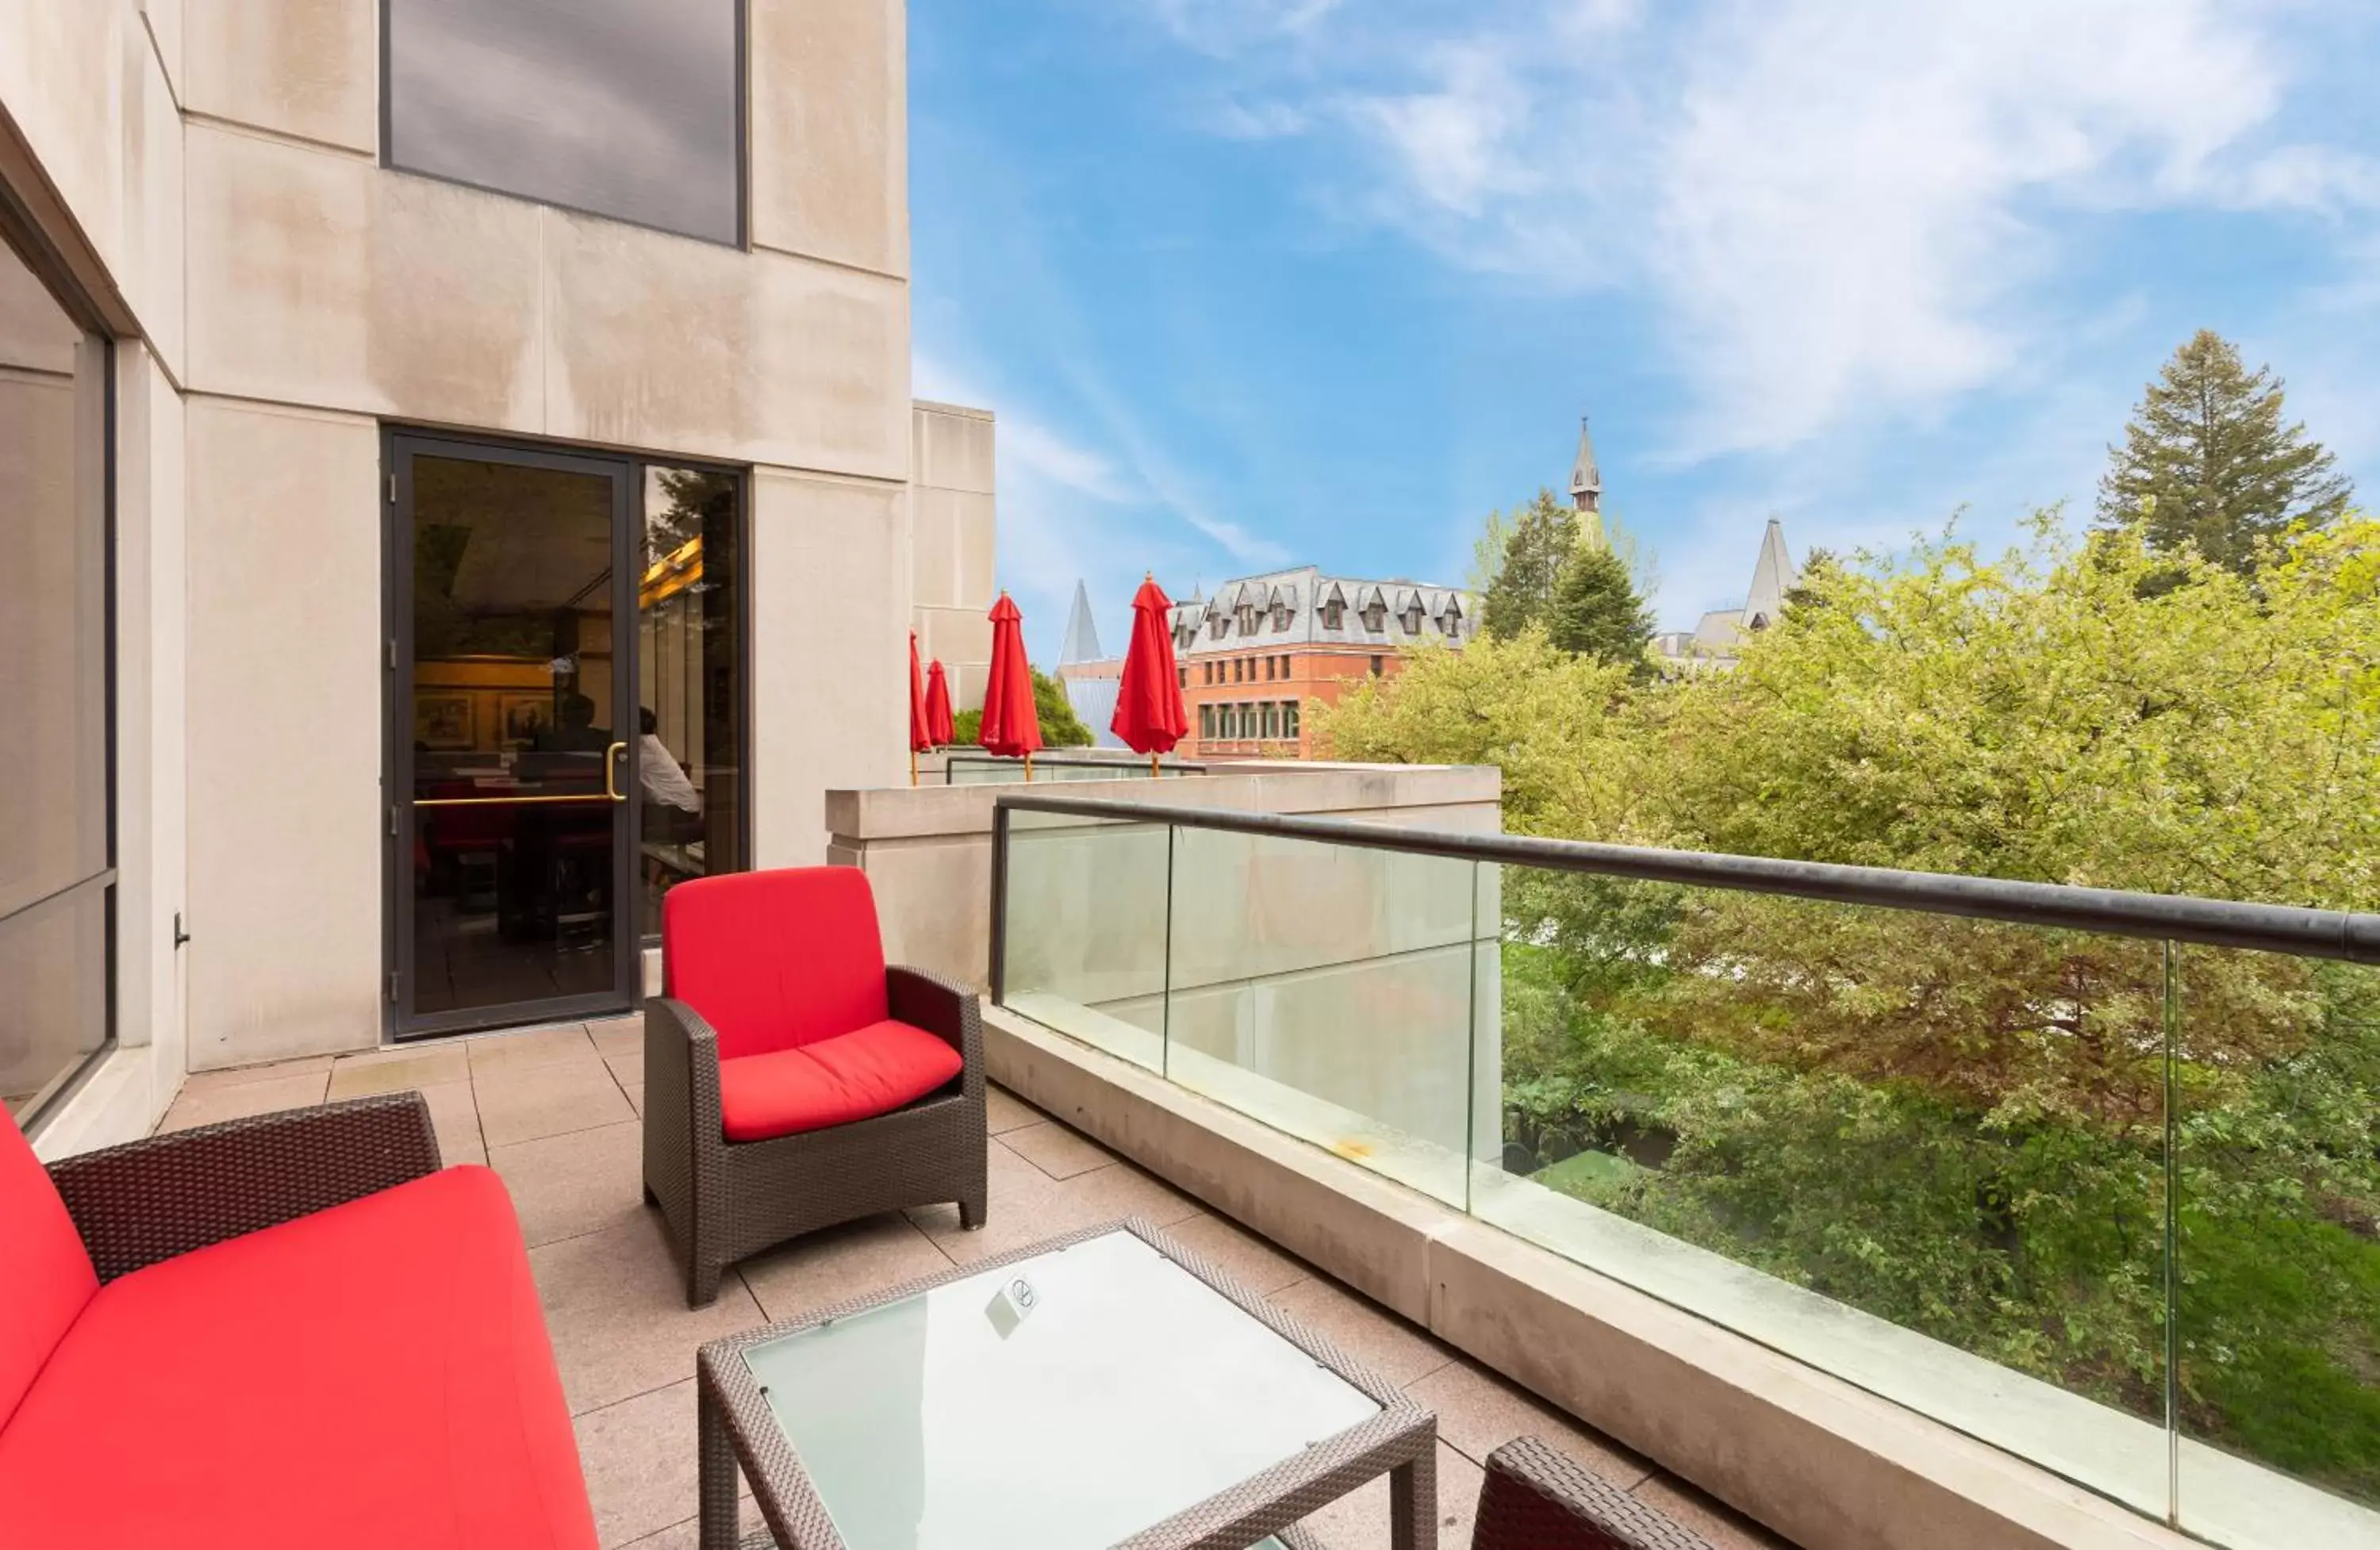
left=1165, top=566, right=1476, bottom=656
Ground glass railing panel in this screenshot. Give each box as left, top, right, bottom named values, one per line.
left=996, top=811, right=1173, bottom=1069
left=1474, top=869, right=2174, bottom=1519
left=1161, top=825, right=1486, bottom=1208
left=2173, top=947, right=2380, bottom=1549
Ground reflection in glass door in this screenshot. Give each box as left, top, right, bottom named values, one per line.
left=391, top=439, right=637, bottom=1034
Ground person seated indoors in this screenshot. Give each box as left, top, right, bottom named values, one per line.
left=639, top=707, right=704, bottom=846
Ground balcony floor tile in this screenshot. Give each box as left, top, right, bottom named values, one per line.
left=489, top=1118, right=647, bottom=1247
left=1406, top=1358, right=1654, bottom=1488
left=530, top=1213, right=766, bottom=1416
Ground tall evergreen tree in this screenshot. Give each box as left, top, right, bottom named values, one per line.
left=1548, top=541, right=1655, bottom=681
left=2096, top=329, right=2352, bottom=573
left=1480, top=489, right=1578, bottom=639
left=1783, top=546, right=1840, bottom=614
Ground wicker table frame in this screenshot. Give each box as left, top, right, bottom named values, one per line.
left=697, top=1217, right=1438, bottom=1550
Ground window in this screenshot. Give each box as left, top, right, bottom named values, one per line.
left=1270, top=601, right=1291, bottom=631
left=1284, top=701, right=1301, bottom=742
left=1177, top=666, right=1187, bottom=689
left=636, top=465, right=747, bottom=937
left=0, top=228, right=113, bottom=1124
left=1360, top=603, right=1386, bottom=632
left=1278, top=654, right=1291, bottom=677
left=1263, top=656, right=1274, bottom=682
left=1236, top=603, right=1257, bottom=635
left=1401, top=603, right=1424, bottom=635
left=1370, top=655, right=1385, bottom=676
left=386, top=0, right=744, bottom=244
left=1233, top=658, right=1244, bottom=684
left=1322, top=599, right=1345, bottom=630
left=1200, top=704, right=1215, bottom=739
left=1262, top=703, right=1280, bottom=740
left=1211, top=614, right=1228, bottom=640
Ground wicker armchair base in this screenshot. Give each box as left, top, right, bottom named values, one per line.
left=644, top=966, right=989, bottom=1307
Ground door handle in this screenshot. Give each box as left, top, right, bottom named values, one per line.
left=605, top=741, right=629, bottom=803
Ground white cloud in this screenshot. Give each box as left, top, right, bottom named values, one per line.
left=1165, top=0, right=2376, bottom=458
left=1152, top=0, right=1341, bottom=58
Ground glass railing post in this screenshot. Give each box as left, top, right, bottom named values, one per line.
left=1161, top=823, right=1177, bottom=1083
left=2163, top=937, right=2181, bottom=1529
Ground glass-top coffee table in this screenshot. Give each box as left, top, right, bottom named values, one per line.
left=696, top=1218, right=1437, bottom=1550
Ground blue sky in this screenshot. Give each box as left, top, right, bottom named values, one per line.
left=908, top=0, right=2380, bottom=662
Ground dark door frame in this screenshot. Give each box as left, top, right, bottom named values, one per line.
left=385, top=430, right=639, bottom=1038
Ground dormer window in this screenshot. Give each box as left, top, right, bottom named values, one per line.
left=1210, top=614, right=1228, bottom=639
left=1400, top=603, right=1423, bottom=635
left=1359, top=603, right=1385, bottom=632
left=1322, top=600, right=1345, bottom=630
left=1270, top=601, right=1291, bottom=631
left=1236, top=603, right=1257, bottom=635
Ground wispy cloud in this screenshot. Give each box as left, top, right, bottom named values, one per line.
left=1155, top=0, right=2380, bottom=458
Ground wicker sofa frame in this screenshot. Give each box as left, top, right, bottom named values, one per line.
left=696, top=1216, right=1437, bottom=1550
left=45, top=1092, right=443, bottom=1281
left=643, top=965, right=988, bottom=1307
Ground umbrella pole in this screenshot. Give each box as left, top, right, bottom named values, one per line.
left=909, top=746, right=918, bottom=788
left=1150, top=753, right=1160, bottom=779
left=1024, top=752, right=1034, bottom=783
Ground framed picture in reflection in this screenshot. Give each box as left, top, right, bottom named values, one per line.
left=500, top=694, right=553, bottom=748
left=413, top=693, right=474, bottom=750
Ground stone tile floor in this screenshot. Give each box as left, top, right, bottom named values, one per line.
left=161, top=1019, right=1791, bottom=1550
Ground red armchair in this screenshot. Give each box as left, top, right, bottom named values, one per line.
left=643, top=866, right=988, bottom=1306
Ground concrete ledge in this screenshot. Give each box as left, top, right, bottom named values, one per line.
left=985, top=1006, right=2199, bottom=1550
left=835, top=763, right=1502, bottom=991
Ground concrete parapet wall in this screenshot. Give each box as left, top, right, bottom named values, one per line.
left=828, top=764, right=1502, bottom=993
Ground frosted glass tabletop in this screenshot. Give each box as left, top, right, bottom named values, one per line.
left=739, top=1230, right=1382, bottom=1550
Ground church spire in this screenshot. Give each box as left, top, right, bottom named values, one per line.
left=1058, top=579, right=1104, bottom=666
left=1568, top=416, right=1602, bottom=513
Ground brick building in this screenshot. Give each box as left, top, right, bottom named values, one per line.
left=1169, top=567, right=1476, bottom=758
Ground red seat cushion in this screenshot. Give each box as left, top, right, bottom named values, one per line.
left=718, top=1019, right=965, bottom=1141
left=664, top=867, right=889, bottom=1061
left=0, top=1110, right=96, bottom=1432
left=0, top=1165, right=597, bottom=1550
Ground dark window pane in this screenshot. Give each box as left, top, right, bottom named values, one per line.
left=638, top=466, right=743, bottom=935
left=0, top=223, right=112, bottom=1123
left=0, top=873, right=109, bottom=1122
left=388, top=0, right=742, bottom=244
left=0, top=247, right=107, bottom=922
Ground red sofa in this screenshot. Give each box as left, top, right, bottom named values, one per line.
left=0, top=1092, right=598, bottom=1550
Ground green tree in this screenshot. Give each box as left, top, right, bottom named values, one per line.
left=1321, top=512, right=2380, bottom=1491
left=946, top=667, right=1093, bottom=748
left=1313, top=629, right=1641, bottom=838
left=1782, top=545, right=1838, bottom=613
left=2096, top=329, right=2353, bottom=573
left=1031, top=666, right=1094, bottom=747
left=1547, top=542, right=1655, bottom=680
left=1478, top=490, right=1577, bottom=638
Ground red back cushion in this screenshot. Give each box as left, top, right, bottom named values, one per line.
left=0, top=1108, right=97, bottom=1430
left=662, top=867, right=890, bottom=1061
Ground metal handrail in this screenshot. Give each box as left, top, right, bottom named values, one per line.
left=990, top=792, right=2380, bottom=965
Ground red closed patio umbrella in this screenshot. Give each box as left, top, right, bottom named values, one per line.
left=908, top=631, right=931, bottom=786
left=1111, top=574, right=1188, bottom=777
left=924, top=659, right=956, bottom=748
left=978, top=592, right=1044, bottom=777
